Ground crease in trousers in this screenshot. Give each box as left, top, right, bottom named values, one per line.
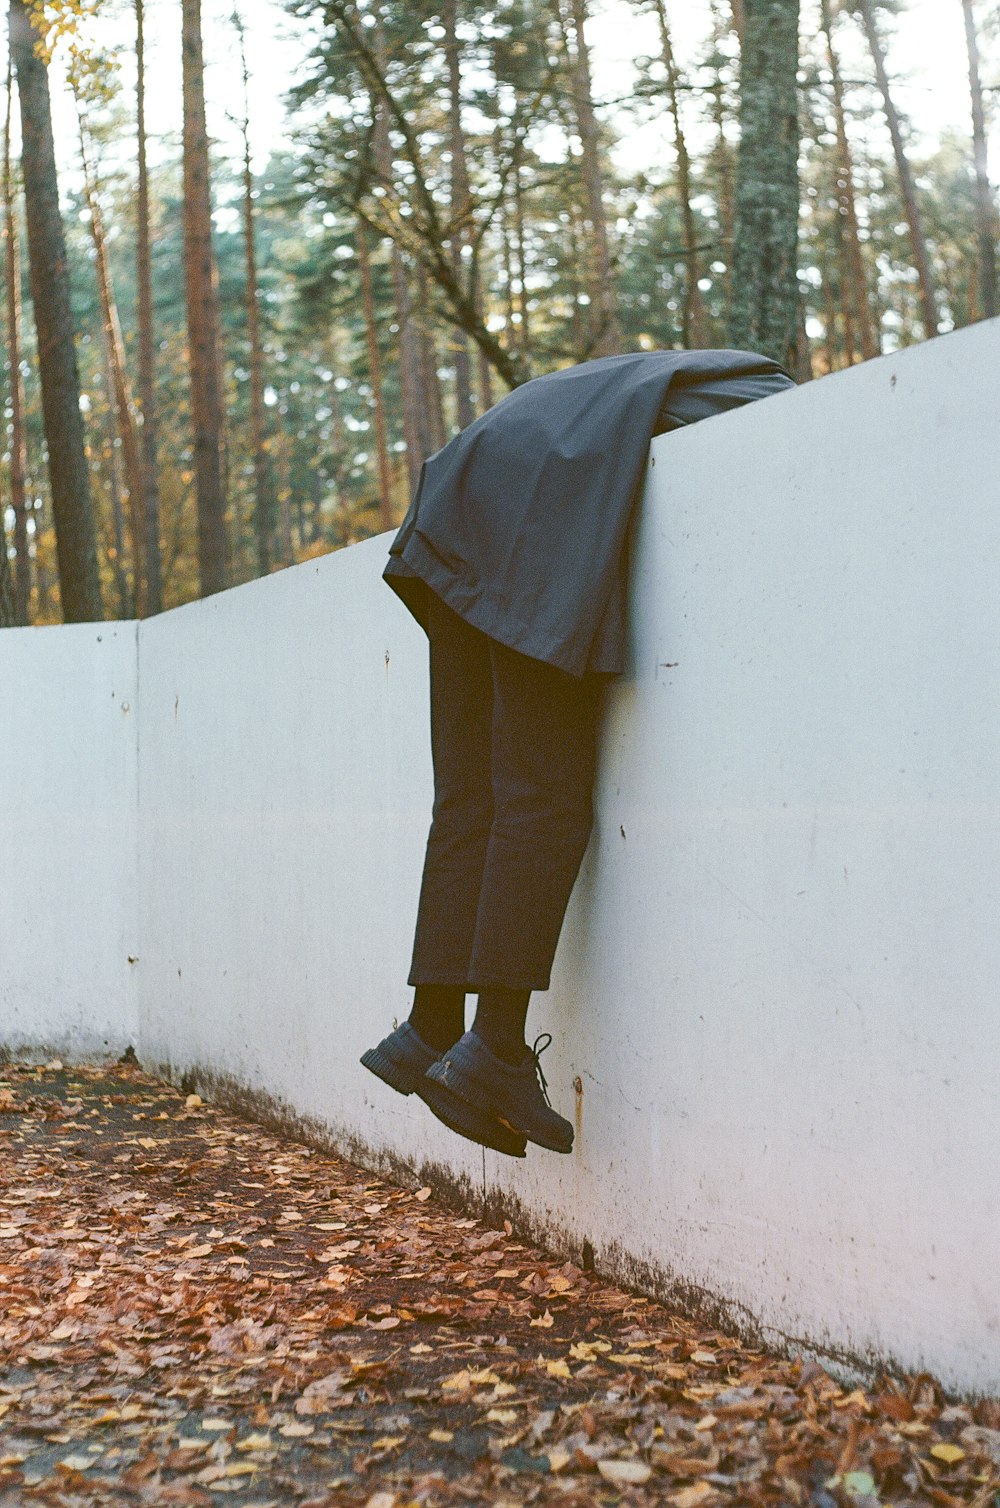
left=408, top=590, right=607, bottom=993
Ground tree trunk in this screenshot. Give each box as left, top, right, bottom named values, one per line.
left=728, top=0, right=800, bottom=371
left=561, top=0, right=619, bottom=355
left=9, top=0, right=102, bottom=622
left=415, top=262, right=447, bottom=451
left=101, top=355, right=133, bottom=618
left=182, top=0, right=228, bottom=595
left=275, top=421, right=294, bottom=565
left=961, top=0, right=997, bottom=321
left=833, top=206, right=857, bottom=365
left=372, top=19, right=425, bottom=494
left=822, top=275, right=837, bottom=372
left=652, top=0, right=707, bottom=346
left=326, top=328, right=350, bottom=523
left=476, top=309, right=495, bottom=411
left=356, top=221, right=395, bottom=532
left=3, top=60, right=30, bottom=624
left=512, top=139, right=531, bottom=354
left=76, top=105, right=145, bottom=614
left=856, top=0, right=939, bottom=339
left=442, top=0, right=475, bottom=427
left=0, top=516, right=13, bottom=628
left=390, top=250, right=427, bottom=492
left=707, top=8, right=736, bottom=312
left=234, top=11, right=278, bottom=576
left=820, top=0, right=878, bottom=358
left=135, top=0, right=163, bottom=614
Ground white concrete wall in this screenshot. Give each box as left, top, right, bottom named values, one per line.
left=497, top=319, right=1000, bottom=1393
left=2, top=318, right=998, bottom=1393
left=0, top=621, right=139, bottom=1058
left=134, top=539, right=486, bottom=1198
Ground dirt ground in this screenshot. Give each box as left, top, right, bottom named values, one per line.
left=1, top=1060, right=997, bottom=1508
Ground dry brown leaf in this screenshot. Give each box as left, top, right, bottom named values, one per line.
left=598, top=1458, right=652, bottom=1485
left=668, top=1484, right=718, bottom=1508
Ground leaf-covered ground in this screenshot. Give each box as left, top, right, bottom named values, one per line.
left=1, top=1061, right=997, bottom=1508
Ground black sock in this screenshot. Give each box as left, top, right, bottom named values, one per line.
left=408, top=984, right=466, bottom=1053
left=471, top=987, right=531, bottom=1065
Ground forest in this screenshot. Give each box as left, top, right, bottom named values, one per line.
left=0, top=0, right=997, bottom=626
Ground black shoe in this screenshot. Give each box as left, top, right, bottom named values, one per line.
left=361, top=1021, right=438, bottom=1094
left=425, top=1031, right=573, bottom=1153
left=361, top=1023, right=527, bottom=1159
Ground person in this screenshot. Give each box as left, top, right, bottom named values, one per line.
left=362, top=349, right=795, bottom=1157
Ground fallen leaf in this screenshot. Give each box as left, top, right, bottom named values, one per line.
left=569, top=1340, right=612, bottom=1360
left=930, top=1444, right=965, bottom=1464
left=296, top=1371, right=349, bottom=1414
left=843, top=1470, right=879, bottom=1497
left=598, top=1459, right=652, bottom=1485
left=669, top=1485, right=717, bottom=1508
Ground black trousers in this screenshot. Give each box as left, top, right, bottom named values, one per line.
left=408, top=592, right=606, bottom=992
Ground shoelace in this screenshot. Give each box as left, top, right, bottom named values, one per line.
left=530, top=1033, right=554, bottom=1107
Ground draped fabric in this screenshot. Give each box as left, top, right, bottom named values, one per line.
left=384, top=349, right=794, bottom=677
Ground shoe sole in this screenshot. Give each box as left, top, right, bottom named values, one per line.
left=360, top=1043, right=423, bottom=1096
left=361, top=1046, right=527, bottom=1159
left=416, top=1075, right=527, bottom=1159
left=428, top=1056, right=573, bottom=1155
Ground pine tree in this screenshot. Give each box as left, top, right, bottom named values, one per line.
left=728, top=0, right=801, bottom=369
left=135, top=0, right=163, bottom=613
left=855, top=0, right=939, bottom=338
left=961, top=0, right=997, bottom=320
left=182, top=0, right=228, bottom=594
left=233, top=10, right=278, bottom=574
left=9, top=0, right=102, bottom=622
left=3, top=59, right=30, bottom=623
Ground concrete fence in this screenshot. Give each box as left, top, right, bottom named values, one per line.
left=3, top=318, right=999, bottom=1396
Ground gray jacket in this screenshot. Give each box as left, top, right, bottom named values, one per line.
left=385, top=348, right=794, bottom=676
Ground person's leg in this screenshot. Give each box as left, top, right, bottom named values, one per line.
left=404, top=590, right=494, bottom=1048
left=362, top=593, right=529, bottom=1158
left=426, top=643, right=606, bottom=1153
left=470, top=638, right=605, bottom=1040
